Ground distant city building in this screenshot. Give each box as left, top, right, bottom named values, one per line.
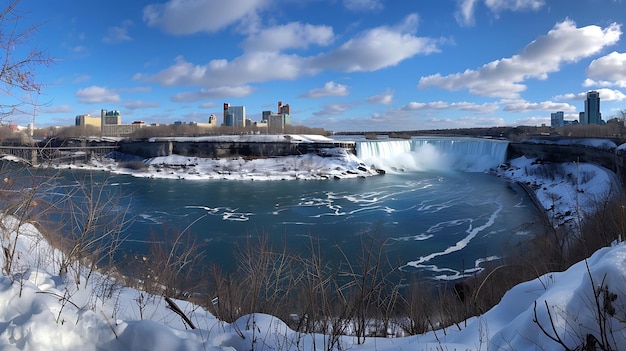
left=550, top=111, right=564, bottom=128
left=99, top=109, right=144, bottom=137
left=223, top=103, right=246, bottom=127
left=75, top=114, right=101, bottom=129
left=262, top=101, right=291, bottom=133
left=192, top=114, right=218, bottom=128
left=580, top=91, right=603, bottom=125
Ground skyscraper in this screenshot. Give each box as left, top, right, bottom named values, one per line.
left=584, top=91, right=602, bottom=125
left=550, top=111, right=564, bottom=128
left=223, top=103, right=246, bottom=127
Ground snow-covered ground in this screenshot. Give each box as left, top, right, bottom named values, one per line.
left=495, top=155, right=619, bottom=228
left=0, top=146, right=624, bottom=350
left=1, top=213, right=624, bottom=350
left=60, top=149, right=379, bottom=181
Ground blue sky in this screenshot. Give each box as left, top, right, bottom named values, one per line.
left=5, top=0, right=626, bottom=132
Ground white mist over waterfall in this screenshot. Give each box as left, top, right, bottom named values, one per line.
left=356, top=137, right=509, bottom=173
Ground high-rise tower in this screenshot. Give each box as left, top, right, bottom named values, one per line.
left=584, top=91, right=601, bottom=125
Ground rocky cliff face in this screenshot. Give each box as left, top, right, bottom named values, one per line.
left=507, top=139, right=626, bottom=186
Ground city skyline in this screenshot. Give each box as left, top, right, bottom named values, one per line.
left=3, top=0, right=626, bottom=132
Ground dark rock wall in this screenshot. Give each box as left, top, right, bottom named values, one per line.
left=507, top=142, right=626, bottom=186
left=118, top=140, right=357, bottom=159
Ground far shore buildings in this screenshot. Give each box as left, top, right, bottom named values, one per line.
left=223, top=101, right=291, bottom=132
left=551, top=90, right=603, bottom=128
left=75, top=110, right=145, bottom=137
left=76, top=101, right=289, bottom=137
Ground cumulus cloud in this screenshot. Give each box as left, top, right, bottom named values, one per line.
left=419, top=19, right=622, bottom=98
left=300, top=81, right=349, bottom=98
left=596, top=88, right=626, bottom=101
left=171, top=86, right=254, bottom=102
left=554, top=88, right=626, bottom=102
left=72, top=74, right=91, bottom=84
left=484, top=0, right=544, bottom=14
left=42, top=105, right=73, bottom=114
left=366, top=90, right=394, bottom=104
left=584, top=51, right=626, bottom=88
left=455, top=0, right=544, bottom=26
left=143, top=0, right=267, bottom=35
left=143, top=53, right=310, bottom=87
left=241, top=23, right=334, bottom=52
left=123, top=100, right=160, bottom=110
left=103, top=20, right=133, bottom=43
left=512, top=116, right=550, bottom=126
left=75, top=86, right=120, bottom=104
left=501, top=99, right=576, bottom=112
left=402, top=101, right=499, bottom=113
left=312, top=103, right=352, bottom=117
left=343, top=0, right=384, bottom=12
left=139, top=14, right=437, bottom=87
left=553, top=92, right=583, bottom=101
left=199, top=102, right=217, bottom=109
left=312, top=14, right=438, bottom=72
left=455, top=0, right=479, bottom=27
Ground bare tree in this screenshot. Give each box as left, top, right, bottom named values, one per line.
left=0, top=0, right=52, bottom=122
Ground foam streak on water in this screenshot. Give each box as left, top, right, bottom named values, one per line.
left=402, top=201, right=503, bottom=272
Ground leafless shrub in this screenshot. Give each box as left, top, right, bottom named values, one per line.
left=46, top=172, right=132, bottom=288
left=533, top=261, right=625, bottom=350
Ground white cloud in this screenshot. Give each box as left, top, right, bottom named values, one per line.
left=366, top=90, right=394, bottom=104
left=554, top=88, right=626, bottom=102
left=72, top=74, right=91, bottom=84
left=512, top=116, right=550, bottom=126
left=455, top=0, right=544, bottom=26
left=75, top=86, right=120, bottom=104
left=241, top=23, right=334, bottom=52
left=312, top=14, right=438, bottom=72
left=171, top=86, right=254, bottom=102
left=402, top=101, right=500, bottom=113
left=42, top=105, right=73, bottom=114
left=343, top=0, right=383, bottom=12
left=584, top=51, right=626, bottom=88
left=484, top=0, right=544, bottom=14
left=139, top=15, right=437, bottom=87
left=419, top=20, right=622, bottom=98
left=313, top=103, right=352, bottom=117
left=145, top=53, right=310, bottom=87
left=123, top=100, right=160, bottom=110
left=553, top=92, right=583, bottom=101
left=455, top=0, right=478, bottom=27
left=501, top=99, right=576, bottom=112
left=143, top=0, right=267, bottom=35
left=199, top=102, right=217, bottom=109
left=596, top=88, right=626, bottom=101
left=300, top=81, right=349, bottom=98
left=103, top=20, right=133, bottom=43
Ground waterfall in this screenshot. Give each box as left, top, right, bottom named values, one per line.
left=356, top=137, right=509, bottom=172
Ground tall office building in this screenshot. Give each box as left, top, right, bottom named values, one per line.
left=262, top=101, right=291, bottom=133
left=584, top=91, right=602, bottom=125
left=223, top=103, right=246, bottom=127
left=550, top=111, right=564, bottom=128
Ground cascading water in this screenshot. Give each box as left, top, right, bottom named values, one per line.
left=356, top=137, right=509, bottom=173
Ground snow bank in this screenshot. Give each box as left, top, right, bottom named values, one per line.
left=496, top=156, right=618, bottom=227
left=53, top=145, right=379, bottom=181
left=1, top=212, right=624, bottom=350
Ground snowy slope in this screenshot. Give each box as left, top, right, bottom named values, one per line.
left=1, top=215, right=623, bottom=350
